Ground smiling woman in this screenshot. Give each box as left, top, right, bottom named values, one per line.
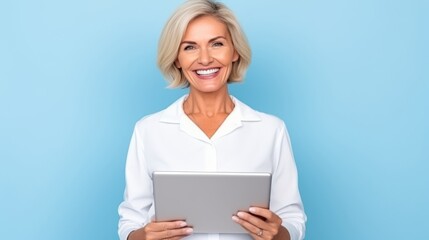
left=157, top=0, right=251, bottom=88
left=175, top=15, right=239, bottom=96
left=118, top=1, right=306, bottom=240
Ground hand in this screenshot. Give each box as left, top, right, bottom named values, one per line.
left=128, top=220, right=193, bottom=240
left=232, top=207, right=284, bottom=240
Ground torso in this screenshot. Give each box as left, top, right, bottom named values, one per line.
left=187, top=112, right=230, bottom=138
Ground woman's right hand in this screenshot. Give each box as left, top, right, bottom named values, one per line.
left=128, top=220, right=193, bottom=240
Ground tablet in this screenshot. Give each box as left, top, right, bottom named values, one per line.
left=153, top=171, right=271, bottom=233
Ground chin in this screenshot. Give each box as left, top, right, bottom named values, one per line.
left=191, top=83, right=225, bottom=93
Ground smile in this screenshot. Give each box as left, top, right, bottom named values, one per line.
left=195, top=68, right=220, bottom=76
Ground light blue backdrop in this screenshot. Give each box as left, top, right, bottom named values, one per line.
left=1, top=0, right=428, bottom=239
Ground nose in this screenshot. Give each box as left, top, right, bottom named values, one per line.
left=198, top=48, right=213, bottom=65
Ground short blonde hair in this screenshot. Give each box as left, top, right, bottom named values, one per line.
left=157, top=0, right=251, bottom=88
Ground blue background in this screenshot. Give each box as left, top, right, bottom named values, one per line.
left=1, top=0, right=428, bottom=239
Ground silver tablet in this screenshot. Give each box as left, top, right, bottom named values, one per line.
left=153, top=171, right=271, bottom=234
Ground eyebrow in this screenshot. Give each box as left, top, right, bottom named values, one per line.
left=180, top=36, right=226, bottom=45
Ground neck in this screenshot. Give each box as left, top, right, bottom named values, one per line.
left=184, top=88, right=234, bottom=117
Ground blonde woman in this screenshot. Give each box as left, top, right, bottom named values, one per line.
left=118, top=1, right=306, bottom=239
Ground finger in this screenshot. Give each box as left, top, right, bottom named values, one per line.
left=249, top=207, right=282, bottom=225
left=237, top=211, right=268, bottom=229
left=249, top=208, right=282, bottom=238
left=232, top=214, right=267, bottom=237
left=146, top=226, right=193, bottom=240
left=147, top=220, right=188, bottom=232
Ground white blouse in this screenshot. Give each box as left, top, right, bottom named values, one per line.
left=118, top=95, right=306, bottom=240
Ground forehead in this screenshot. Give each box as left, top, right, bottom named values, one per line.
left=182, top=15, right=230, bottom=40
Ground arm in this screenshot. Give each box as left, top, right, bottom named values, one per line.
left=233, top=122, right=306, bottom=240
left=270, top=123, right=306, bottom=239
left=118, top=127, right=153, bottom=240
left=118, top=125, right=193, bottom=240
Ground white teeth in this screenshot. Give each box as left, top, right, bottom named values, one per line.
left=196, top=68, right=219, bottom=75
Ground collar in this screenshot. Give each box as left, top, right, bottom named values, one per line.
left=159, top=95, right=261, bottom=142
left=159, top=95, right=262, bottom=124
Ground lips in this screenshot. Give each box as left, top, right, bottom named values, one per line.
left=195, top=68, right=220, bottom=76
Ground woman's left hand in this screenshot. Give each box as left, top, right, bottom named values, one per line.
left=232, top=207, right=283, bottom=240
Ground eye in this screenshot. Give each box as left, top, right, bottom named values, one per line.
left=183, top=45, right=196, bottom=51
left=212, top=41, right=224, bottom=47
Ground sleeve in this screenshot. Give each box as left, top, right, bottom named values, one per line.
left=270, top=122, right=307, bottom=240
left=118, top=124, right=154, bottom=240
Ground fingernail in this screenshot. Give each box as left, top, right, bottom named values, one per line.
left=186, top=228, right=193, bottom=234
left=232, top=216, right=239, bottom=222
left=249, top=207, right=256, bottom=213
left=179, top=221, right=187, bottom=227
left=237, top=212, right=245, bottom=217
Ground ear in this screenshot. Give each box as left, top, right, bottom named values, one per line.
left=174, top=59, right=181, bottom=68
left=232, top=50, right=239, bottom=62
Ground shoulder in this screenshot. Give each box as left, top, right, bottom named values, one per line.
left=131, top=111, right=165, bottom=139
left=134, top=96, right=185, bottom=131
left=234, top=96, right=286, bottom=130
left=256, top=110, right=285, bottom=126
left=134, top=111, right=163, bottom=130
left=253, top=110, right=288, bottom=137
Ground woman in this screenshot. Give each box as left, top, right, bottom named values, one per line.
left=118, top=0, right=306, bottom=239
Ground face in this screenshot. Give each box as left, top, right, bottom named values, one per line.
left=175, top=15, right=239, bottom=94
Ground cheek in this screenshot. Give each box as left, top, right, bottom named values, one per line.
left=214, top=51, right=236, bottom=65
left=177, top=53, right=197, bottom=69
